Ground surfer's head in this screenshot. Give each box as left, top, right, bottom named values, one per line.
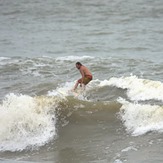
left=76, top=62, right=82, bottom=69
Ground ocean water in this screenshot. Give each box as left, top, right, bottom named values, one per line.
left=0, top=0, right=163, bottom=163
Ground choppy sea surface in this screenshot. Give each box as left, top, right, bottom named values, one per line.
left=0, top=0, right=163, bottom=163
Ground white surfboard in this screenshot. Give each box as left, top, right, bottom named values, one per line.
left=57, top=89, right=67, bottom=96
left=57, top=88, right=84, bottom=97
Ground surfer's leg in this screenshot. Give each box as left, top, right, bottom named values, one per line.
left=73, top=81, right=79, bottom=90
left=73, top=78, right=82, bottom=90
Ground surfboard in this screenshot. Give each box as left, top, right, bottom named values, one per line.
left=57, top=89, right=83, bottom=97
left=57, top=89, right=68, bottom=96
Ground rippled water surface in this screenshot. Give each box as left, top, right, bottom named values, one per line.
left=0, top=0, right=163, bottom=162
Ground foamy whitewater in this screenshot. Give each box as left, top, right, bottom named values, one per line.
left=97, top=76, right=163, bottom=136
left=0, top=94, right=59, bottom=151
left=0, top=0, right=163, bottom=162
left=1, top=74, right=163, bottom=152
left=107, top=76, right=163, bottom=102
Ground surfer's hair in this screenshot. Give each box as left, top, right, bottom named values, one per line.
left=76, top=62, right=82, bottom=66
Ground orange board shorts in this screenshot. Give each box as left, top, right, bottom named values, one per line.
left=78, top=75, right=93, bottom=85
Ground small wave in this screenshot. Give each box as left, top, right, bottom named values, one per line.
left=98, top=75, right=163, bottom=102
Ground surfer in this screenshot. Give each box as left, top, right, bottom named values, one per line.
left=73, top=62, right=93, bottom=90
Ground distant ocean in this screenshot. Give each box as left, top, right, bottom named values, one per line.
left=0, top=0, right=163, bottom=162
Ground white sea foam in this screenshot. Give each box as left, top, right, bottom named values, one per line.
left=121, top=146, right=137, bottom=152
left=56, top=55, right=94, bottom=61
left=99, top=76, right=163, bottom=102
left=48, top=82, right=75, bottom=97
left=118, top=98, right=163, bottom=136
left=20, top=68, right=42, bottom=77
left=0, top=57, right=11, bottom=66
left=0, top=93, right=58, bottom=151
left=97, top=76, right=163, bottom=136
left=114, top=159, right=123, bottom=163
left=48, top=81, right=93, bottom=101
left=0, top=57, right=10, bottom=61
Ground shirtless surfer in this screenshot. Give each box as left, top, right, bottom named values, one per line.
left=73, top=62, right=93, bottom=91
